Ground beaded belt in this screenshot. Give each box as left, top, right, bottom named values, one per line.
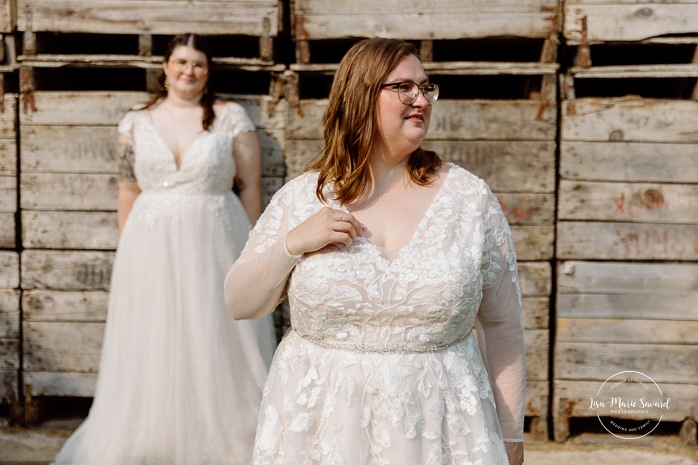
left=293, top=329, right=471, bottom=354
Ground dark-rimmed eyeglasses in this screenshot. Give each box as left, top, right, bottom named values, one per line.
left=380, top=81, right=439, bottom=105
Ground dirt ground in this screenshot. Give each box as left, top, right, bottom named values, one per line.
left=1, top=423, right=696, bottom=465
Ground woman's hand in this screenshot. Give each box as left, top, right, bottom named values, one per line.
left=286, top=207, right=364, bottom=256
left=505, top=441, right=524, bottom=465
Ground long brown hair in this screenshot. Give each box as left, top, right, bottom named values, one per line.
left=145, top=33, right=217, bottom=130
left=307, top=38, right=442, bottom=205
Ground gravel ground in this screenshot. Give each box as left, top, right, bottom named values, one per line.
left=1, top=426, right=696, bottom=465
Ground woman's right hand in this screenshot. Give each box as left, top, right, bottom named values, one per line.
left=286, top=207, right=364, bottom=256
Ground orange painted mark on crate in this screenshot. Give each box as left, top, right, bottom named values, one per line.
left=615, top=227, right=697, bottom=257
left=611, top=189, right=666, bottom=218
left=498, top=195, right=532, bottom=221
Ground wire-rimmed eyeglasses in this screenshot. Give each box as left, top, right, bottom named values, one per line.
left=380, top=81, right=440, bottom=105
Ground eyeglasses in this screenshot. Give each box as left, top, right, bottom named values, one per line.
left=168, top=59, right=208, bottom=74
left=380, top=81, right=439, bottom=105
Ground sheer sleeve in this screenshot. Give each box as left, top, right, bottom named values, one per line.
left=224, top=179, right=302, bottom=320
left=476, top=184, right=526, bottom=442
left=116, top=111, right=138, bottom=183
left=223, top=101, right=256, bottom=138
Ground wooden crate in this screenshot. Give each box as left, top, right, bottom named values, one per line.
left=0, top=252, right=19, bottom=413
left=18, top=91, right=286, bottom=401
left=554, top=261, right=698, bottom=442
left=555, top=69, right=698, bottom=442
left=283, top=65, right=557, bottom=438
left=16, top=0, right=282, bottom=62
left=292, top=0, right=561, bottom=64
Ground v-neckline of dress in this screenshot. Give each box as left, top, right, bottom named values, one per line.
left=145, top=109, right=208, bottom=172
left=344, top=165, right=452, bottom=264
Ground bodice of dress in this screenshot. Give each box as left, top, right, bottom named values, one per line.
left=117, top=101, right=256, bottom=195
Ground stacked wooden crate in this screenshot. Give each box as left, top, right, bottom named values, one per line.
left=286, top=0, right=562, bottom=439
left=12, top=0, right=287, bottom=421
left=554, top=0, right=698, bottom=443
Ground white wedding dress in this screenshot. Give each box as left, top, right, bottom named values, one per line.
left=226, top=163, right=526, bottom=465
left=52, top=101, right=277, bottom=465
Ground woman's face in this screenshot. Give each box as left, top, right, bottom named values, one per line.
left=375, top=54, right=432, bottom=159
left=163, top=44, right=209, bottom=99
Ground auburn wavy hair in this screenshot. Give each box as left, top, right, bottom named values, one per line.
left=307, top=38, right=442, bottom=205
left=145, top=33, right=217, bottom=130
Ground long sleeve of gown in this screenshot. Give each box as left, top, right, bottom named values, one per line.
left=476, top=186, right=526, bottom=442
left=224, top=181, right=302, bottom=320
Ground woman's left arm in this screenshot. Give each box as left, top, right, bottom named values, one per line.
left=233, top=130, right=263, bottom=224
left=476, top=186, right=526, bottom=465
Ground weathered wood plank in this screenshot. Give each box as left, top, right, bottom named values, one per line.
left=557, top=318, right=698, bottom=344
left=511, top=225, right=554, bottom=261
left=526, top=329, right=549, bottom=381
left=557, top=222, right=698, bottom=260
left=0, top=339, right=19, bottom=370
left=21, top=173, right=117, bottom=210
left=22, top=92, right=286, bottom=129
left=522, top=296, right=550, bottom=330
left=559, top=180, right=698, bottom=224
left=23, top=321, right=104, bottom=372
left=562, top=98, right=698, bottom=143
left=560, top=141, right=698, bottom=183
left=519, top=261, right=552, bottom=297
left=0, top=94, right=17, bottom=137
left=293, top=7, right=558, bottom=41
left=0, top=137, right=17, bottom=176
left=0, top=175, right=15, bottom=212
left=558, top=261, right=698, bottom=294
left=21, top=250, right=114, bottom=291
left=0, top=212, right=15, bottom=248
left=284, top=139, right=556, bottom=192
left=0, top=251, right=19, bottom=288
left=22, top=211, right=118, bottom=249
left=0, top=0, right=16, bottom=32
left=557, top=293, right=698, bottom=321
left=23, top=290, right=109, bottom=322
left=525, top=380, right=549, bottom=418
left=287, top=99, right=557, bottom=141
left=17, top=1, right=280, bottom=36
left=0, top=288, right=20, bottom=338
left=554, top=380, right=697, bottom=422
left=565, top=3, right=698, bottom=43
left=296, top=0, right=558, bottom=13
left=555, top=342, right=698, bottom=384
left=497, top=193, right=555, bottom=226
left=23, top=371, right=97, bottom=397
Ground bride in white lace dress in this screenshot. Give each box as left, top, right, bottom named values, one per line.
left=51, top=34, right=277, bottom=465
left=225, top=38, right=526, bottom=465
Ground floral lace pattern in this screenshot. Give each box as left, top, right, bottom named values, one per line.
left=246, top=164, right=524, bottom=465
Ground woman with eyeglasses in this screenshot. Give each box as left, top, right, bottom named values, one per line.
left=225, top=38, right=526, bottom=465
left=51, top=33, right=277, bottom=465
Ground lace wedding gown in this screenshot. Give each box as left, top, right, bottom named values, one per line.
left=227, top=163, right=526, bottom=465
left=52, top=102, right=277, bottom=465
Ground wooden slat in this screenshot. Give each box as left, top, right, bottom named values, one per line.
left=21, top=173, right=117, bottom=210
left=555, top=342, right=698, bottom=384
left=565, top=3, right=698, bottom=43
left=559, top=180, right=698, bottom=224
left=0, top=212, right=15, bottom=248
left=0, top=0, right=16, bottom=32
left=22, top=371, right=97, bottom=397
left=526, top=329, right=549, bottom=381
left=0, top=174, right=16, bottom=212
left=557, top=293, right=698, bottom=321
left=17, top=0, right=280, bottom=36
left=287, top=99, right=557, bottom=141
left=0, top=139, right=17, bottom=176
left=522, top=296, right=550, bottom=330
left=560, top=141, right=698, bottom=183
left=0, top=288, right=20, bottom=338
left=0, top=339, right=19, bottom=370
left=23, top=290, right=109, bottom=322
left=557, top=318, right=698, bottom=344
left=562, top=98, right=698, bottom=143
left=23, top=320, right=104, bottom=372
left=554, top=380, right=697, bottom=422
left=558, top=261, right=698, bottom=294
left=571, top=64, right=698, bottom=79
left=496, top=193, right=555, bottom=226
left=0, top=251, right=19, bottom=288
left=511, top=225, right=554, bottom=261
left=20, top=91, right=146, bottom=125
left=519, top=261, right=552, bottom=297
left=525, top=380, right=549, bottom=418
left=21, top=250, right=114, bottom=291
left=22, top=211, right=118, bottom=249
left=284, top=139, right=556, bottom=192
left=0, top=94, right=17, bottom=137
left=557, top=222, right=698, bottom=260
